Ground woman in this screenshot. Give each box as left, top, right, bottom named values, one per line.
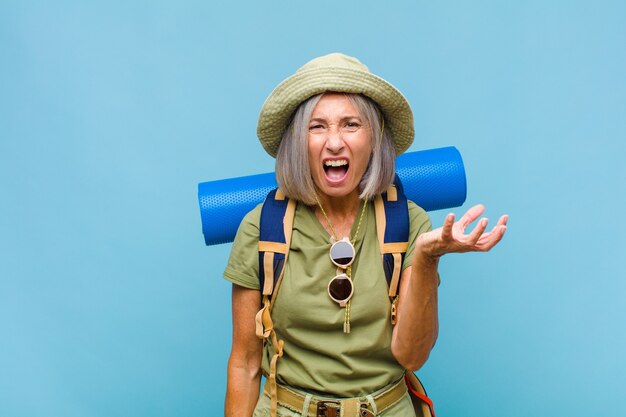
left=224, top=53, right=507, bottom=417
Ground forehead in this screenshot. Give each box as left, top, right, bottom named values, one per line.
left=311, top=93, right=360, bottom=118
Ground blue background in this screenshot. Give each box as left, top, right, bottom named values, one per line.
left=1, top=1, right=625, bottom=416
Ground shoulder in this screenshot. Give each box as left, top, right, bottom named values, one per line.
left=402, top=201, right=432, bottom=271
left=223, top=203, right=264, bottom=290
left=230, top=202, right=263, bottom=260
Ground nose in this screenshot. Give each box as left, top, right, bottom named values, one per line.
left=325, top=124, right=344, bottom=153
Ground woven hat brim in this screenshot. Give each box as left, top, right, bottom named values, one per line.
left=257, top=67, right=414, bottom=157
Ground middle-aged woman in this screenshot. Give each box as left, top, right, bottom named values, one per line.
left=224, top=53, right=508, bottom=417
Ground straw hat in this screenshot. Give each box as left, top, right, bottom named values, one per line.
left=257, top=53, right=414, bottom=158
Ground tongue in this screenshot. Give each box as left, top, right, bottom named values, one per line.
left=326, top=166, right=347, bottom=180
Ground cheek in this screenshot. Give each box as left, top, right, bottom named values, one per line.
left=307, top=138, right=321, bottom=172
left=307, top=135, right=319, bottom=156
left=354, top=137, right=373, bottom=169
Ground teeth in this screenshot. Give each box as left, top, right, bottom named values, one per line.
left=324, top=160, right=348, bottom=167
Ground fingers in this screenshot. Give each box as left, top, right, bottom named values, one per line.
left=468, top=217, right=489, bottom=245
left=464, top=211, right=509, bottom=251
left=441, top=213, right=455, bottom=241
left=476, top=222, right=507, bottom=251
left=487, top=226, right=507, bottom=250
left=458, top=204, right=485, bottom=229
left=442, top=206, right=508, bottom=253
left=477, top=215, right=508, bottom=241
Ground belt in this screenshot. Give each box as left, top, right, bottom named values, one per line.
left=262, top=377, right=407, bottom=417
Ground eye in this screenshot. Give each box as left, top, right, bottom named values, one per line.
left=343, top=121, right=361, bottom=132
left=309, top=124, right=325, bottom=133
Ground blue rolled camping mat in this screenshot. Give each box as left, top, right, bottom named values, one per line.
left=198, top=146, right=467, bottom=246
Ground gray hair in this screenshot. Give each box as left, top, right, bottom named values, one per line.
left=275, top=93, right=397, bottom=205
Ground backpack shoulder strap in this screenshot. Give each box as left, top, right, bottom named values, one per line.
left=255, top=188, right=296, bottom=417
left=258, top=188, right=296, bottom=302
left=374, top=176, right=410, bottom=324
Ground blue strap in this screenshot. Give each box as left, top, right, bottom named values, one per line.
left=382, top=176, right=410, bottom=287
left=258, top=189, right=288, bottom=297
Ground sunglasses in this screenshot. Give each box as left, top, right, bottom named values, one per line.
left=327, top=238, right=356, bottom=307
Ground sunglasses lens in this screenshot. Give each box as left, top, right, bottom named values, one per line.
left=328, top=274, right=353, bottom=302
left=330, top=239, right=355, bottom=268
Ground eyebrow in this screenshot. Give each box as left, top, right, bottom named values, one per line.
left=309, top=115, right=362, bottom=123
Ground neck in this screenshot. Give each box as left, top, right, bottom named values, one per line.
left=314, top=190, right=364, bottom=240
left=317, top=190, right=361, bottom=217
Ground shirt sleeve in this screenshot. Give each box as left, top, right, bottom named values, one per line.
left=223, top=204, right=263, bottom=290
left=402, top=200, right=433, bottom=271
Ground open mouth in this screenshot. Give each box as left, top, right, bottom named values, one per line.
left=323, top=159, right=349, bottom=182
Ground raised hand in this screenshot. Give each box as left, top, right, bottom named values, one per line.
left=417, top=204, right=508, bottom=258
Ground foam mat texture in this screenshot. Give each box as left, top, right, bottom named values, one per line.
left=198, top=146, right=466, bottom=245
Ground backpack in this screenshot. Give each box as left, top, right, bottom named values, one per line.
left=254, top=178, right=436, bottom=417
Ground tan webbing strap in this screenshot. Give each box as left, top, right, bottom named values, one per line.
left=269, top=337, right=284, bottom=417
left=270, top=198, right=296, bottom=307
left=266, top=197, right=296, bottom=417
left=388, top=252, right=403, bottom=298
left=342, top=398, right=360, bottom=416
left=375, top=190, right=410, bottom=326
left=255, top=298, right=272, bottom=339
left=254, top=306, right=264, bottom=339
left=262, top=252, right=274, bottom=296
left=387, top=184, right=398, bottom=202
left=282, top=199, right=296, bottom=255
left=374, top=195, right=386, bottom=251
left=258, top=241, right=288, bottom=253
left=381, top=242, right=409, bottom=254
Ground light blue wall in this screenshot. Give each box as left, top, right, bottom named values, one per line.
left=1, top=1, right=624, bottom=416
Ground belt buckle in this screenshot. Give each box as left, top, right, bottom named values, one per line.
left=317, top=400, right=341, bottom=417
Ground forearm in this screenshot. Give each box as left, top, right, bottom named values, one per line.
left=226, top=285, right=263, bottom=417
left=391, top=205, right=508, bottom=370
left=391, top=252, right=440, bottom=370
left=225, top=356, right=262, bottom=417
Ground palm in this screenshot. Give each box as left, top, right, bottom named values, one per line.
left=418, top=204, right=508, bottom=257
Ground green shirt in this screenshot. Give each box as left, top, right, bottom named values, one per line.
left=224, top=200, right=431, bottom=397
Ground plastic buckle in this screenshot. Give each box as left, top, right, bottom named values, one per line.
left=317, top=400, right=341, bottom=417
